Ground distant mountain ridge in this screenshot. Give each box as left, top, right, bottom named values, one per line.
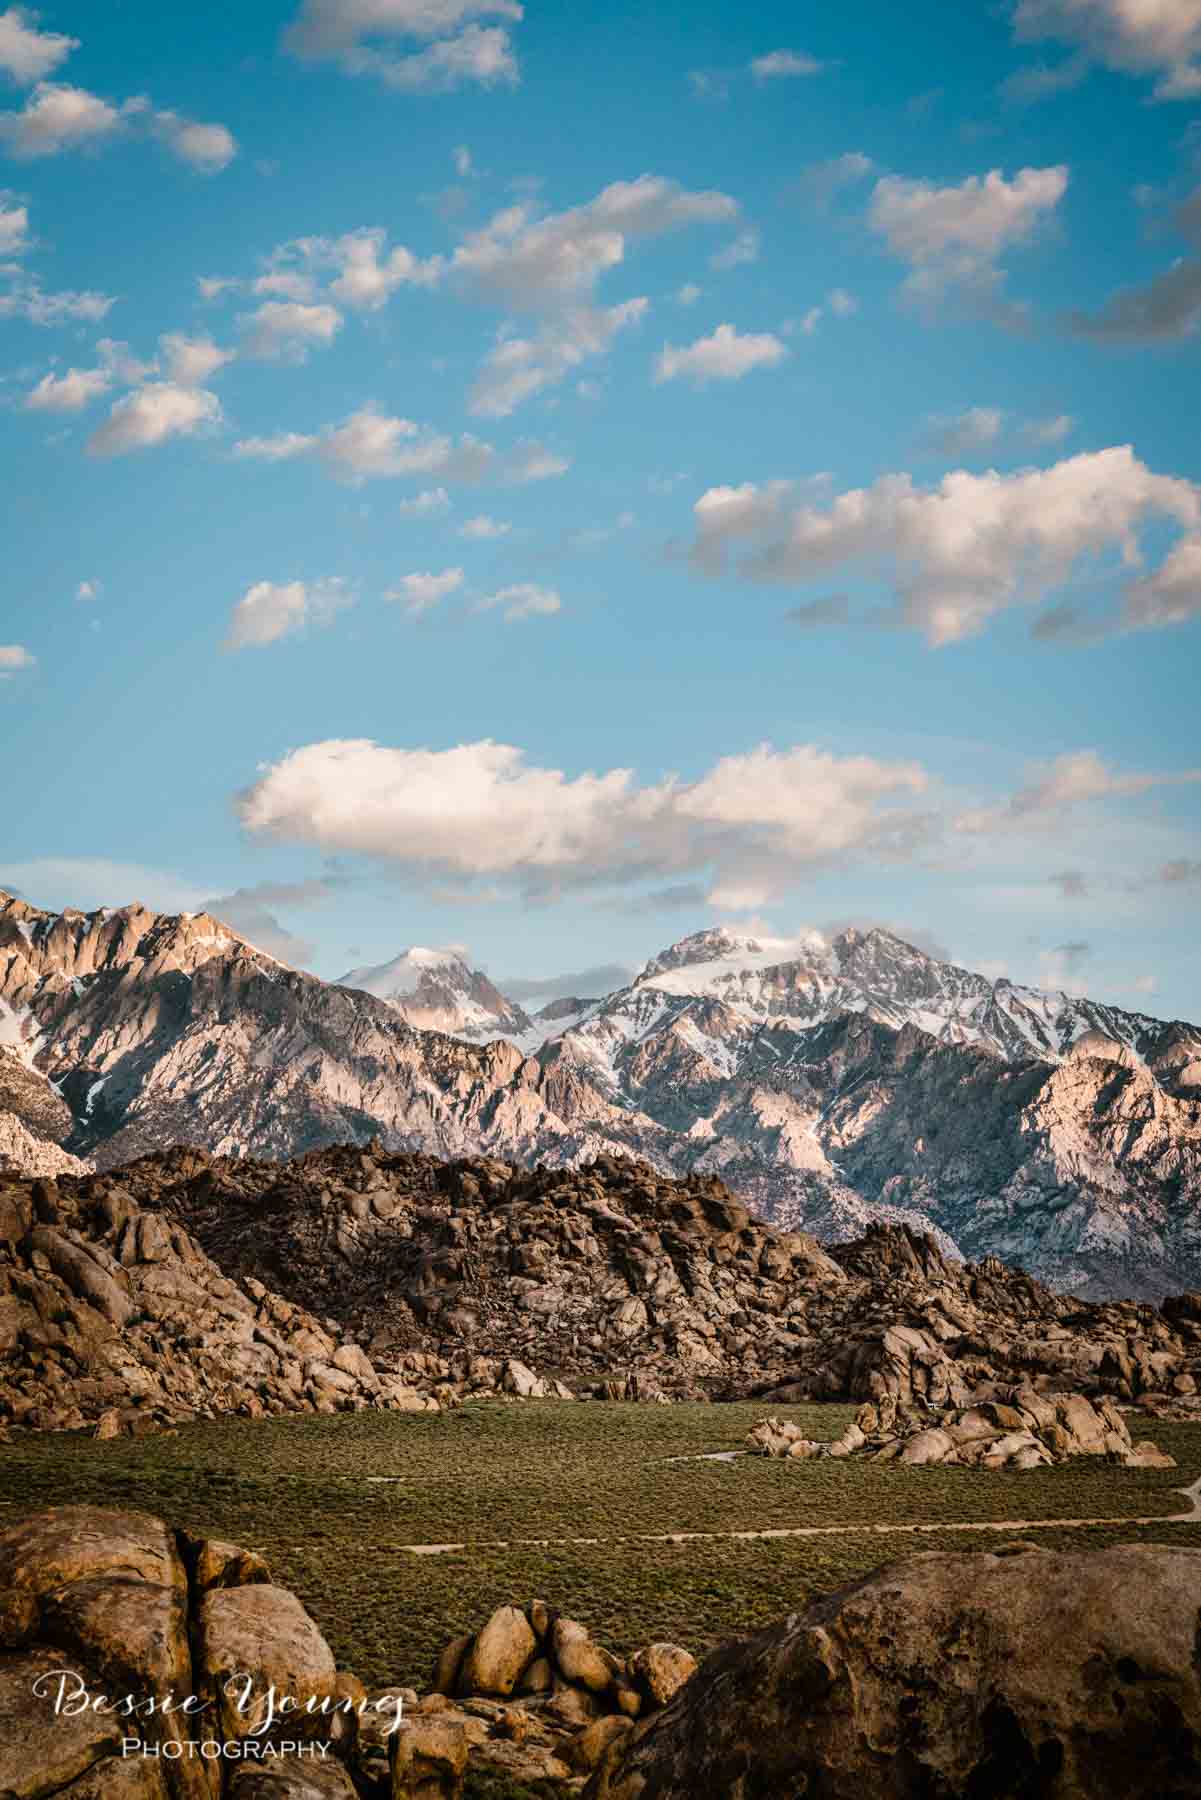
left=2, top=888, right=1200, bottom=1298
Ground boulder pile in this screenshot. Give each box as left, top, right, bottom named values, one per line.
left=584, top=1545, right=1201, bottom=1799
left=10, top=1143, right=1201, bottom=1434
left=0, top=1504, right=697, bottom=1798
left=748, top=1386, right=1178, bottom=1470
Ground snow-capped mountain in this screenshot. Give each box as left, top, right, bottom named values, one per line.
left=3, top=887, right=1201, bottom=1298
left=337, top=945, right=536, bottom=1044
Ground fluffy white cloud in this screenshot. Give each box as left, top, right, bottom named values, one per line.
left=868, top=165, right=1068, bottom=315
left=224, top=578, right=352, bottom=651
left=470, top=298, right=648, bottom=417
left=327, top=227, right=443, bottom=307
left=0, top=80, right=123, bottom=156
left=1124, top=534, right=1201, bottom=628
left=476, top=582, right=559, bottom=621
left=24, top=364, right=110, bottom=411
left=750, top=48, right=822, bottom=78
left=241, top=300, right=343, bottom=360
left=451, top=176, right=738, bottom=306
left=0, top=643, right=35, bottom=677
left=87, top=382, right=222, bottom=456
left=458, top=512, right=509, bottom=537
left=236, top=737, right=929, bottom=900
left=0, top=191, right=27, bottom=254
left=150, top=110, right=237, bottom=173
left=687, top=446, right=1201, bottom=645
left=284, top=0, right=523, bottom=90
left=0, top=7, right=77, bottom=84
left=1012, top=0, right=1201, bottom=98
left=386, top=566, right=464, bottom=615
left=0, top=275, right=113, bottom=324
left=654, top=322, right=788, bottom=385
left=233, top=407, right=567, bottom=487
left=158, top=331, right=235, bottom=386
left=956, top=750, right=1201, bottom=831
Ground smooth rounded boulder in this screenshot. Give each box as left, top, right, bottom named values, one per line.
left=585, top=1546, right=1201, bottom=1800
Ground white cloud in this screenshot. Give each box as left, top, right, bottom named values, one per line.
left=0, top=643, right=35, bottom=677
left=710, top=229, right=760, bottom=271
left=399, top=486, right=451, bottom=515
left=797, top=151, right=875, bottom=210
left=328, top=227, right=443, bottom=307
left=956, top=749, right=1201, bottom=831
left=921, top=406, right=1006, bottom=457
left=476, top=581, right=559, bottom=621
left=159, top=331, right=235, bottom=385
left=0, top=191, right=28, bottom=254
left=1012, top=0, right=1201, bottom=99
left=1124, top=534, right=1201, bottom=628
left=0, top=8, right=77, bottom=84
left=750, top=48, right=823, bottom=78
left=828, top=287, right=858, bottom=316
left=241, top=300, right=343, bottom=360
left=150, top=110, right=237, bottom=173
left=224, top=577, right=352, bottom=651
left=459, top=512, right=509, bottom=538
left=504, top=441, right=569, bottom=483
left=454, top=143, right=473, bottom=176
left=654, top=322, right=788, bottom=385
left=87, top=382, right=222, bottom=456
left=687, top=446, right=1201, bottom=646
left=469, top=298, right=648, bottom=416
left=235, top=736, right=931, bottom=902
left=233, top=407, right=566, bottom=487
left=386, top=567, right=464, bottom=615
left=0, top=275, right=113, bottom=324
left=1068, top=256, right=1201, bottom=342
left=676, top=282, right=702, bottom=305
left=23, top=363, right=110, bottom=411
left=1024, top=412, right=1074, bottom=443
left=284, top=0, right=523, bottom=91
left=232, top=431, right=319, bottom=463
left=868, top=164, right=1068, bottom=315
left=75, top=579, right=98, bottom=601
left=0, top=80, right=123, bottom=156
left=451, top=175, right=738, bottom=306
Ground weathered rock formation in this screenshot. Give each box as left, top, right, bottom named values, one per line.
left=8, top=1142, right=1201, bottom=1431
left=5, top=891, right=1201, bottom=1297
left=585, top=1545, right=1201, bottom=1799
left=748, top=1387, right=1177, bottom=1470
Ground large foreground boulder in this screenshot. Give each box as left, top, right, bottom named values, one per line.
left=586, top=1546, right=1201, bottom=1799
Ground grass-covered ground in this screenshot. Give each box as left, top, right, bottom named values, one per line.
left=2, top=1401, right=1199, bottom=1689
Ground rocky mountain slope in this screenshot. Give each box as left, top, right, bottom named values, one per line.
left=337, top=943, right=541, bottom=1044
left=6, top=1142, right=1201, bottom=1434
left=3, top=889, right=1200, bottom=1295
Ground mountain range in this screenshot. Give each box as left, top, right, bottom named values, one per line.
left=2, top=888, right=1199, bottom=1298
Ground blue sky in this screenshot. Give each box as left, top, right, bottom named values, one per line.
left=2, top=0, right=1200, bottom=1016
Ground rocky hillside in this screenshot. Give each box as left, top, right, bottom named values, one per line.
left=3, top=889, right=1201, bottom=1296
left=6, top=1142, right=1201, bottom=1433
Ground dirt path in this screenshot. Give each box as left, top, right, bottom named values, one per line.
left=392, top=1473, right=1201, bottom=1556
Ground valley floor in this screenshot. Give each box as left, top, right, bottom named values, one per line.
left=2, top=1401, right=1200, bottom=1690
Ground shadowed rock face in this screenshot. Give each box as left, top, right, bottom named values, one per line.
left=7, top=1143, right=1201, bottom=1433
left=3, top=890, right=1201, bottom=1298
left=584, top=1546, right=1201, bottom=1800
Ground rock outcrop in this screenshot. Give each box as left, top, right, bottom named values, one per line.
left=585, top=1546, right=1201, bottom=1799
left=8, top=1142, right=1201, bottom=1431
left=0, top=1164, right=447, bottom=1434
left=5, top=891, right=1201, bottom=1298
left=748, top=1387, right=1177, bottom=1470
